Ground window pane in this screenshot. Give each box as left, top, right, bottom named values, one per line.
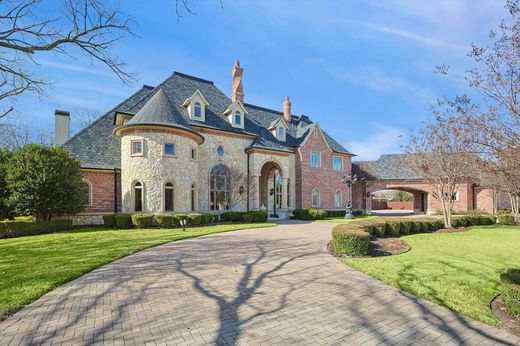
left=165, top=187, right=174, bottom=211
left=335, top=192, right=342, bottom=207
left=191, top=149, right=196, bottom=160
left=164, top=143, right=175, bottom=156
left=333, top=157, right=342, bottom=171
left=234, top=111, right=241, bottom=125
left=191, top=186, right=196, bottom=211
left=132, top=141, right=142, bottom=154
left=194, top=102, right=201, bottom=117
left=216, top=145, right=224, bottom=157
left=135, top=187, right=143, bottom=212
left=82, top=182, right=90, bottom=205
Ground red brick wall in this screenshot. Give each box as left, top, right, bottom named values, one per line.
left=295, top=127, right=352, bottom=209
left=81, top=169, right=121, bottom=213
left=475, top=187, right=494, bottom=213
left=372, top=200, right=413, bottom=210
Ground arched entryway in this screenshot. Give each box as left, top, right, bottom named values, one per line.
left=258, top=161, right=287, bottom=218
left=367, top=186, right=429, bottom=215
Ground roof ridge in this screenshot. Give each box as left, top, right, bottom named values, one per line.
left=173, top=71, right=214, bottom=85
left=244, top=103, right=283, bottom=115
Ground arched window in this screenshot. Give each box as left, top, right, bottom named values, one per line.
left=194, top=101, right=202, bottom=118
left=210, top=164, right=230, bottom=211
left=190, top=184, right=196, bottom=212
left=335, top=190, right=342, bottom=208
left=312, top=188, right=320, bottom=208
left=234, top=111, right=241, bottom=125
left=164, top=182, right=174, bottom=212
left=134, top=181, right=143, bottom=212
left=82, top=181, right=91, bottom=206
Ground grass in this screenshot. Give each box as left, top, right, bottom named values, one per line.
left=344, top=225, right=520, bottom=326
left=318, top=215, right=376, bottom=223
left=0, top=223, right=275, bottom=320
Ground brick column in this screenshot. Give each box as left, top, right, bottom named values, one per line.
left=281, top=177, right=288, bottom=210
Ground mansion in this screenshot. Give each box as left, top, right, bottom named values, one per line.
left=61, top=61, right=353, bottom=222
left=60, top=61, right=498, bottom=224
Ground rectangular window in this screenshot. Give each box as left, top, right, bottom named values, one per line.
left=333, top=156, right=343, bottom=171
left=163, top=142, right=175, bottom=156
left=131, top=140, right=143, bottom=156
left=311, top=151, right=321, bottom=168
left=191, top=148, right=197, bottom=160
left=335, top=192, right=342, bottom=208
left=312, top=191, right=320, bottom=208
left=164, top=188, right=174, bottom=211
left=235, top=113, right=241, bottom=125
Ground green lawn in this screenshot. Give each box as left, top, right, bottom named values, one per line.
left=344, top=225, right=520, bottom=326
left=0, top=223, right=275, bottom=320
left=318, top=215, right=376, bottom=223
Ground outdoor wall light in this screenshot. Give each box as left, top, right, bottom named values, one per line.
left=179, top=219, right=188, bottom=231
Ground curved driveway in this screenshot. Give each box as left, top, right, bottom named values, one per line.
left=0, top=221, right=518, bottom=345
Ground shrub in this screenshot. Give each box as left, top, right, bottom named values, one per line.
left=200, top=214, right=213, bottom=225
left=115, top=214, right=132, bottom=229
left=326, top=210, right=346, bottom=218
left=500, top=269, right=520, bottom=317
left=155, top=214, right=177, bottom=228
left=498, top=214, right=516, bottom=225
left=480, top=215, right=497, bottom=225
left=292, top=208, right=327, bottom=220
left=187, top=213, right=202, bottom=226
left=332, top=226, right=370, bottom=256
left=102, top=214, right=116, bottom=228
left=399, top=221, right=413, bottom=235
left=131, top=214, right=153, bottom=228
left=174, top=214, right=188, bottom=227
left=385, top=221, right=400, bottom=237
left=243, top=211, right=268, bottom=223
left=220, top=212, right=244, bottom=222
left=0, top=219, right=73, bottom=239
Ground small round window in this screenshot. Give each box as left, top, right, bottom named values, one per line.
left=216, top=144, right=224, bottom=158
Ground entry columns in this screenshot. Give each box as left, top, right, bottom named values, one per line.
left=252, top=174, right=260, bottom=210
left=281, top=177, right=288, bottom=210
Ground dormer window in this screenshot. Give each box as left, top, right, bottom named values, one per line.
left=194, top=102, right=202, bottom=118
left=223, top=101, right=247, bottom=129
left=276, top=127, right=286, bottom=141
left=183, top=90, right=209, bottom=122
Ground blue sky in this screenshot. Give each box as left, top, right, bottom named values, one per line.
left=8, top=0, right=507, bottom=160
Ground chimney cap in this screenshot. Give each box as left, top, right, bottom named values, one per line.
left=55, top=109, right=70, bottom=117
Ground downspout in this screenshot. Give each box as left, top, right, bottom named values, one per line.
left=114, top=168, right=118, bottom=213
left=246, top=152, right=250, bottom=212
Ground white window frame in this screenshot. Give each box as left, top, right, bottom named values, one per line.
left=132, top=181, right=144, bottom=212
left=312, top=188, right=320, bottom=208
left=82, top=180, right=92, bottom=206
left=277, top=126, right=286, bottom=141
left=333, top=156, right=343, bottom=171
left=310, top=151, right=321, bottom=168
left=193, top=101, right=202, bottom=119
left=131, top=139, right=144, bottom=157
left=335, top=190, right=342, bottom=208
left=162, top=140, right=176, bottom=157
left=454, top=191, right=460, bottom=201
left=234, top=111, right=242, bottom=126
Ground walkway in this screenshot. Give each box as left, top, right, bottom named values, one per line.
left=0, top=221, right=518, bottom=345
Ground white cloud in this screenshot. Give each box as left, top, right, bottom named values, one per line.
left=36, top=59, right=120, bottom=79
left=323, top=63, right=436, bottom=103
left=347, top=125, right=405, bottom=161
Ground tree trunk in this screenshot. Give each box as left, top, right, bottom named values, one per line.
left=441, top=198, right=452, bottom=228
left=509, top=193, right=520, bottom=224
left=492, top=189, right=499, bottom=214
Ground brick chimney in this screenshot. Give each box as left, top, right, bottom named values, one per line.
left=54, top=109, right=70, bottom=145
left=231, top=60, right=244, bottom=103
left=283, top=96, right=292, bottom=122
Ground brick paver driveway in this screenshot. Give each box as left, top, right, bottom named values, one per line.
left=1, top=221, right=518, bottom=346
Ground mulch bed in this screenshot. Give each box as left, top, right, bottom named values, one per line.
left=491, top=295, right=520, bottom=337
left=328, top=237, right=409, bottom=258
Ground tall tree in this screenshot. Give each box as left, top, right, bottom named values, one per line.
left=405, top=98, right=475, bottom=228
left=0, top=0, right=135, bottom=119
left=437, top=0, right=520, bottom=222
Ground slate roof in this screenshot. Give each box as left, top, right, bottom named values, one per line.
left=353, top=154, right=421, bottom=180
left=64, top=71, right=353, bottom=169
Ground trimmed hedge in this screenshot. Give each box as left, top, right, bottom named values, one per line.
left=155, top=214, right=177, bottom=228
left=0, top=219, right=73, bottom=239
left=115, top=214, right=132, bottom=229
left=187, top=213, right=202, bottom=226
left=331, top=215, right=500, bottom=256
left=102, top=214, right=116, bottom=228
left=498, top=214, right=516, bottom=225
left=220, top=212, right=244, bottom=222
left=500, top=269, right=520, bottom=316
left=332, top=226, right=370, bottom=256
left=131, top=214, right=154, bottom=228
left=292, top=208, right=327, bottom=220
left=243, top=211, right=268, bottom=223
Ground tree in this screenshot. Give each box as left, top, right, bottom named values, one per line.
left=0, top=120, right=52, bottom=149
left=225, top=165, right=258, bottom=212
left=5, top=144, right=86, bottom=220
left=404, top=98, right=475, bottom=228
left=0, top=0, right=135, bottom=119
left=0, top=148, right=14, bottom=220
left=436, top=0, right=520, bottom=222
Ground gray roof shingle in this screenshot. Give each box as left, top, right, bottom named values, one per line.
left=353, top=154, right=421, bottom=180
left=64, top=71, right=353, bottom=169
